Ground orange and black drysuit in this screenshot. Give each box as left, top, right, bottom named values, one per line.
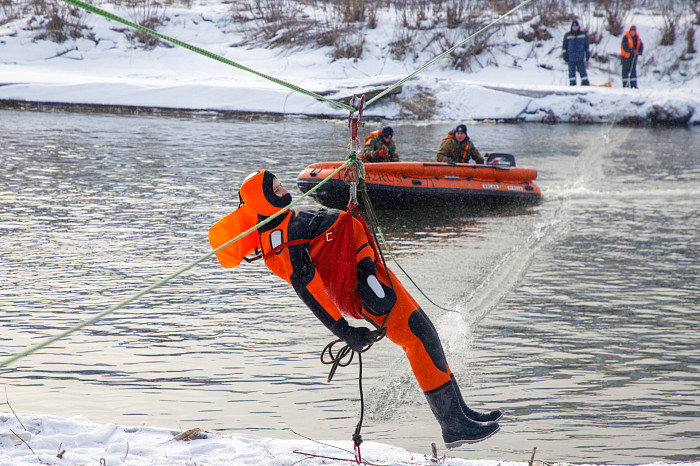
left=209, top=170, right=501, bottom=447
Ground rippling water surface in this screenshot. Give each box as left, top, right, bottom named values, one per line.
left=1, top=110, right=698, bottom=463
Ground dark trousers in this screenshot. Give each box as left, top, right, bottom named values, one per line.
left=621, top=57, right=638, bottom=88
left=568, top=60, right=589, bottom=86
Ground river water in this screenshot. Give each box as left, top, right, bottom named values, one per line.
left=1, top=109, right=698, bottom=464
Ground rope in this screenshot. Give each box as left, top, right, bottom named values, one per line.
left=374, top=224, right=459, bottom=314
left=57, top=0, right=356, bottom=113
left=365, top=0, right=536, bottom=107
left=0, top=158, right=354, bottom=370
left=320, top=329, right=384, bottom=466
left=352, top=174, right=458, bottom=314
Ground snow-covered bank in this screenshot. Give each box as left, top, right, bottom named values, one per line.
left=1, top=413, right=698, bottom=466
left=1, top=2, right=699, bottom=124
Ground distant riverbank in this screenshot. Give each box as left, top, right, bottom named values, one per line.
left=2, top=0, right=699, bottom=126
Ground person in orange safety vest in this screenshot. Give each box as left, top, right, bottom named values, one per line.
left=436, top=124, right=484, bottom=164
left=621, top=25, right=643, bottom=88
left=361, top=126, right=400, bottom=162
left=209, top=170, right=501, bottom=447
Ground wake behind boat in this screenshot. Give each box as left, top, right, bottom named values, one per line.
left=297, top=154, right=542, bottom=210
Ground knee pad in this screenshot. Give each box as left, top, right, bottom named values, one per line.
left=358, top=257, right=396, bottom=316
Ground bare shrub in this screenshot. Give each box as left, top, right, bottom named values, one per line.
left=430, top=2, right=494, bottom=71
left=518, top=23, right=552, bottom=42
left=686, top=26, right=696, bottom=54
left=571, top=1, right=604, bottom=45
left=1, top=0, right=22, bottom=25
left=692, top=0, right=700, bottom=25
left=396, top=0, right=441, bottom=31
left=590, top=50, right=609, bottom=63
left=491, top=0, right=521, bottom=16
left=333, top=29, right=365, bottom=59
left=658, top=0, right=681, bottom=46
left=236, top=0, right=319, bottom=48
left=436, top=28, right=496, bottom=70
left=532, top=0, right=571, bottom=27
left=445, top=0, right=469, bottom=29
left=514, top=0, right=567, bottom=45
left=389, top=0, right=495, bottom=70
left=162, top=0, right=191, bottom=7
left=336, top=0, right=366, bottom=23
left=389, top=25, right=416, bottom=60
left=29, top=0, right=90, bottom=42
left=600, top=0, right=631, bottom=35
left=123, top=0, right=169, bottom=49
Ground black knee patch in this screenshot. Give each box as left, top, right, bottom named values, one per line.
left=408, top=308, right=449, bottom=374
left=357, top=258, right=396, bottom=316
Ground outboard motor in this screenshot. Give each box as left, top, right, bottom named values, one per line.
left=486, top=153, right=516, bottom=167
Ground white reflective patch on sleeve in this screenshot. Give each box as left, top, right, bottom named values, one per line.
left=270, top=230, right=283, bottom=249
left=367, top=275, right=385, bottom=298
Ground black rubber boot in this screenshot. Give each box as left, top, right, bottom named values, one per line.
left=450, top=374, right=503, bottom=423
left=424, top=381, right=500, bottom=448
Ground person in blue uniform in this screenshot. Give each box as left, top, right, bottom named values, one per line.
left=562, top=20, right=590, bottom=86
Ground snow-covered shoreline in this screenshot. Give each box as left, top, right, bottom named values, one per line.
left=2, top=412, right=698, bottom=466
left=1, top=2, right=699, bottom=125
left=2, top=78, right=696, bottom=126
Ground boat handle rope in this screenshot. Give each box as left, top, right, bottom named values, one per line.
left=0, top=156, right=355, bottom=370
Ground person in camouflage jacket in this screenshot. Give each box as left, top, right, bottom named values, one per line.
left=361, top=126, right=400, bottom=163
left=436, top=124, right=484, bottom=164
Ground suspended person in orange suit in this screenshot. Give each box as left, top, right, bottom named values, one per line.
left=209, top=170, right=501, bottom=447
left=621, top=25, right=643, bottom=88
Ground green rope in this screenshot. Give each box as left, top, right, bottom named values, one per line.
left=0, top=159, right=353, bottom=370
left=58, top=0, right=356, bottom=113
left=365, top=0, right=535, bottom=107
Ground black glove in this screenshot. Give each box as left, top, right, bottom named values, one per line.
left=344, top=327, right=372, bottom=352
left=563, top=52, right=568, bottom=63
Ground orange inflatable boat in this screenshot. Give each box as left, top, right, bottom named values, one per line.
left=297, top=153, right=541, bottom=210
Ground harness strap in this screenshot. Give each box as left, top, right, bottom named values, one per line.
left=263, top=238, right=311, bottom=260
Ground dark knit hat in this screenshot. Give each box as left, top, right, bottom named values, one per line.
left=630, top=25, right=636, bottom=30
left=381, top=126, right=393, bottom=138
left=571, top=20, right=579, bottom=27
left=455, top=124, right=467, bottom=135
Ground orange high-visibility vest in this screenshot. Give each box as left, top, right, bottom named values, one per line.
left=621, top=30, right=641, bottom=58
left=441, top=134, right=471, bottom=163
left=363, top=129, right=382, bottom=146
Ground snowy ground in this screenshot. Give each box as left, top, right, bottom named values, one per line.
left=0, top=412, right=698, bottom=466
left=1, top=2, right=699, bottom=124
